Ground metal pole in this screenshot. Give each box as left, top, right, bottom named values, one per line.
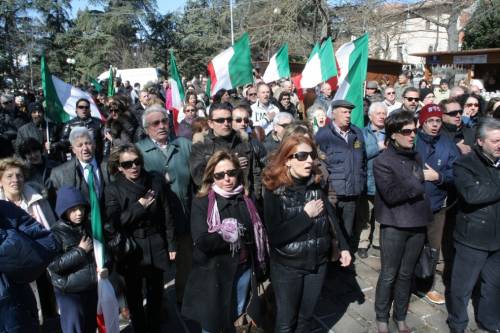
left=69, top=64, right=72, bottom=85
left=229, top=0, right=234, bottom=45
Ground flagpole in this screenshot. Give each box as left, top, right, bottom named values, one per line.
left=229, top=0, right=234, bottom=45
left=45, top=117, right=50, bottom=154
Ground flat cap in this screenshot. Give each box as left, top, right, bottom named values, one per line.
left=331, top=99, right=355, bottom=110
left=366, top=81, right=378, bottom=89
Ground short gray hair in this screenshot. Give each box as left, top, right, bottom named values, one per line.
left=477, top=118, right=500, bottom=140
left=142, top=104, right=168, bottom=128
left=368, top=102, right=388, bottom=116
left=69, top=126, right=93, bottom=145
left=306, top=104, right=326, bottom=120
left=273, top=112, right=294, bottom=125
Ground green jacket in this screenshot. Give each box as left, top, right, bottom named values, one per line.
left=136, top=137, right=192, bottom=233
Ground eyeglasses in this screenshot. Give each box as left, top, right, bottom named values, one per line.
left=465, top=103, right=479, bottom=107
left=211, top=117, right=232, bottom=124
left=148, top=118, right=168, bottom=127
left=444, top=110, right=462, bottom=117
left=248, top=93, right=257, bottom=97
left=404, top=97, right=420, bottom=102
left=120, top=158, right=142, bottom=169
left=398, top=128, right=417, bottom=136
left=290, top=151, right=316, bottom=161
left=233, top=117, right=249, bottom=124
left=77, top=105, right=90, bottom=110
left=184, top=108, right=196, bottom=113
left=213, top=169, right=239, bottom=180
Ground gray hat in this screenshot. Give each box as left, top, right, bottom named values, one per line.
left=0, top=94, right=14, bottom=104
left=331, top=99, right=355, bottom=110
left=366, top=81, right=378, bottom=89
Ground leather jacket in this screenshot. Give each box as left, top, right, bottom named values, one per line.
left=47, top=220, right=97, bottom=293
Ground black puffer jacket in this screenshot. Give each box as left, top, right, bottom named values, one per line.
left=263, top=177, right=347, bottom=270
left=453, top=146, right=500, bottom=251
left=48, top=220, right=97, bottom=293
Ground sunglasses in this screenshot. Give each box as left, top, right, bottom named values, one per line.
left=120, top=158, right=142, bottom=169
left=291, top=151, right=316, bottom=161
left=184, top=108, right=196, bottom=113
left=149, top=118, right=168, bottom=127
left=213, top=169, right=239, bottom=180
left=248, top=93, right=257, bottom=97
left=398, top=128, right=417, bottom=136
left=77, top=105, right=90, bottom=110
left=444, top=110, right=462, bottom=117
left=211, top=117, right=232, bottom=124
left=386, top=92, right=396, bottom=95
left=233, top=117, right=249, bottom=124
left=465, top=103, right=479, bottom=107
left=404, top=97, right=420, bottom=102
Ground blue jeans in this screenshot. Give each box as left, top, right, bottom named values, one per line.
left=202, top=265, right=251, bottom=333
left=447, top=242, right=500, bottom=331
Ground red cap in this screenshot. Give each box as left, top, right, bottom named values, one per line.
left=419, top=104, right=443, bottom=125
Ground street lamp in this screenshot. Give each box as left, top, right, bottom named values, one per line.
left=66, top=58, right=76, bottom=85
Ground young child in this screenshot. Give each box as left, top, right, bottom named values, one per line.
left=48, top=186, right=97, bottom=333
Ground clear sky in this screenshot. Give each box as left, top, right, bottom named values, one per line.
left=70, top=0, right=187, bottom=17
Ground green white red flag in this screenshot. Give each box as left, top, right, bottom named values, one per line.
left=207, top=33, right=253, bottom=95
left=168, top=50, right=185, bottom=111
left=333, top=33, right=369, bottom=128
left=299, top=37, right=337, bottom=89
left=262, top=44, right=290, bottom=83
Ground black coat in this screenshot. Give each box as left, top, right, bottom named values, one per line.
left=373, top=142, right=432, bottom=228
left=182, top=193, right=261, bottom=332
left=453, top=147, right=500, bottom=251
left=47, top=220, right=97, bottom=293
left=104, top=171, right=175, bottom=271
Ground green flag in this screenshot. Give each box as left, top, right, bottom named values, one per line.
left=41, top=52, right=70, bottom=123
left=88, top=75, right=103, bottom=92
left=107, top=66, right=114, bottom=97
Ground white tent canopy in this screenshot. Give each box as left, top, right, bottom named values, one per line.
left=97, top=67, right=159, bottom=88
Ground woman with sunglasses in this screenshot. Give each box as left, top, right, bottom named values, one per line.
left=373, top=111, right=432, bottom=333
left=262, top=135, right=351, bottom=333
left=102, top=96, right=138, bottom=157
left=278, top=91, right=297, bottom=118
left=459, top=94, right=484, bottom=128
left=104, top=144, right=176, bottom=333
left=182, top=150, right=268, bottom=333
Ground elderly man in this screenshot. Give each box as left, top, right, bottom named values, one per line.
left=263, top=112, right=294, bottom=156
left=135, top=104, right=192, bottom=303
left=448, top=118, right=500, bottom=333
left=190, top=103, right=261, bottom=197
left=250, top=82, right=280, bottom=135
left=357, top=102, right=387, bottom=259
left=316, top=100, right=367, bottom=249
left=60, top=98, right=103, bottom=160
left=50, top=127, right=111, bottom=203
left=315, top=82, right=334, bottom=113
left=383, top=86, right=402, bottom=114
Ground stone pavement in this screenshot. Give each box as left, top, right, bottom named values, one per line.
left=121, top=252, right=489, bottom=333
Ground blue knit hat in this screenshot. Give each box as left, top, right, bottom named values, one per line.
left=55, top=186, right=89, bottom=218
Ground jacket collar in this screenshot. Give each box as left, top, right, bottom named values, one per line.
left=473, top=146, right=500, bottom=168
left=417, top=129, right=440, bottom=144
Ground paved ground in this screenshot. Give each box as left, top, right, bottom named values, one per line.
left=119, top=250, right=487, bottom=333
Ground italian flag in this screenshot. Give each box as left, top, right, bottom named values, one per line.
left=262, top=44, right=290, bottom=83
left=299, top=37, right=337, bottom=89
left=207, top=32, right=253, bottom=96
left=333, top=33, right=369, bottom=128
left=167, top=50, right=184, bottom=132
left=41, top=54, right=104, bottom=123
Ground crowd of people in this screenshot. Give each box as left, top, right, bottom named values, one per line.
left=1, top=70, right=500, bottom=333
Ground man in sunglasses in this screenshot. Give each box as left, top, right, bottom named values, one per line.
left=316, top=99, right=367, bottom=250
left=395, top=87, right=421, bottom=115
left=190, top=104, right=262, bottom=200
left=383, top=86, right=402, bottom=114
left=263, top=112, right=294, bottom=157
left=60, top=98, right=103, bottom=161
left=439, top=98, right=475, bottom=155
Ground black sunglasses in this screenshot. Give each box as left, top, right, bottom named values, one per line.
left=211, top=117, right=232, bottom=124
left=445, top=110, right=462, bottom=117
left=398, top=128, right=417, bottom=136
left=149, top=118, right=168, bottom=127
left=120, top=158, right=142, bottom=169
left=184, top=108, right=196, bottom=113
left=404, top=97, right=420, bottom=102
left=248, top=93, right=257, bottom=96
left=77, top=105, right=90, bottom=109
left=290, top=151, right=316, bottom=161
left=213, top=169, right=239, bottom=180
left=233, top=117, right=249, bottom=124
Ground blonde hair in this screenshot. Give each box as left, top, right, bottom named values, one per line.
left=0, top=157, right=27, bottom=179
